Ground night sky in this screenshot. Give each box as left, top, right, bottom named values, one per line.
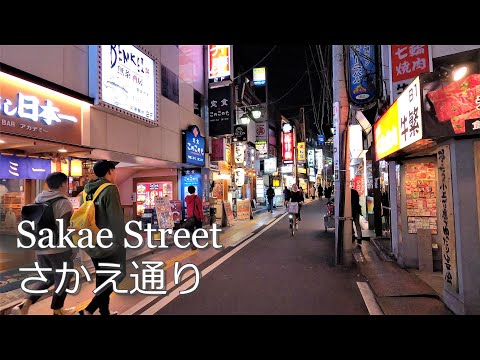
left=234, top=44, right=327, bottom=136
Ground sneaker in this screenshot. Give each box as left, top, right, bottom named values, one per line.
left=76, top=309, right=92, bottom=315
left=53, top=307, right=77, bottom=315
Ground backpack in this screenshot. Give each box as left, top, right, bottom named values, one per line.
left=21, top=197, right=64, bottom=249
left=69, top=183, right=113, bottom=246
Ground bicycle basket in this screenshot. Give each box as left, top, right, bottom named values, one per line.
left=288, top=202, right=299, bottom=214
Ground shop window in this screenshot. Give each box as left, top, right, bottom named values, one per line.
left=161, top=65, right=179, bottom=104
left=136, top=181, right=173, bottom=217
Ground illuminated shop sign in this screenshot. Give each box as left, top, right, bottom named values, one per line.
left=282, top=132, right=294, bottom=163
left=253, top=67, right=266, bottom=86
left=0, top=155, right=51, bottom=180
left=264, top=157, right=277, bottom=173
left=297, top=142, right=306, bottom=162
left=182, top=125, right=205, bottom=166
left=0, top=71, right=85, bottom=145
left=208, top=45, right=232, bottom=84
left=89, top=45, right=157, bottom=125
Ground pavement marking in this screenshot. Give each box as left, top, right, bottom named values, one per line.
left=74, top=248, right=198, bottom=312
left=140, top=212, right=289, bottom=315
left=356, top=281, right=383, bottom=315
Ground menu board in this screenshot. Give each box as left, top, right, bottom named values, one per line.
left=213, top=179, right=225, bottom=200
left=136, top=181, right=173, bottom=217
left=170, top=200, right=182, bottom=224
left=236, top=199, right=251, bottom=221
left=154, top=196, right=174, bottom=229
left=405, top=162, right=437, bottom=234
left=408, top=216, right=438, bottom=235
left=405, top=163, right=437, bottom=217
left=223, top=201, right=235, bottom=225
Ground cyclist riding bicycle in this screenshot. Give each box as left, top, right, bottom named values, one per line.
left=289, top=184, right=304, bottom=221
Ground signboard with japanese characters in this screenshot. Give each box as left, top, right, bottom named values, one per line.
left=208, top=85, right=233, bottom=137
left=0, top=71, right=85, bottom=145
left=193, top=89, right=202, bottom=118
left=374, top=77, right=423, bottom=160
left=256, top=121, right=267, bottom=141
left=91, top=45, right=157, bottom=126
left=297, top=142, right=306, bottom=163
left=234, top=168, right=245, bottom=186
left=307, top=149, right=315, bottom=168
left=436, top=146, right=458, bottom=293
left=0, top=155, right=51, bottom=180
left=233, top=124, right=247, bottom=142
left=390, top=45, right=432, bottom=102
left=255, top=140, right=268, bottom=159
left=234, top=143, right=245, bottom=165
left=208, top=45, right=232, bottom=85
left=317, top=134, right=325, bottom=145
left=182, top=125, right=205, bottom=166
left=236, top=199, right=251, bottom=220
left=347, top=45, right=378, bottom=106
left=282, top=132, right=294, bottom=164
left=253, top=67, right=266, bottom=86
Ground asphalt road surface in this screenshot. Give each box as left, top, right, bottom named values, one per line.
left=147, top=200, right=369, bottom=315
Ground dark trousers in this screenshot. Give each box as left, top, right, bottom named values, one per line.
left=28, top=250, right=73, bottom=310
left=85, top=249, right=126, bottom=315
left=267, top=197, right=274, bottom=211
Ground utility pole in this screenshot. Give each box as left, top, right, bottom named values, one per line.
left=332, top=45, right=352, bottom=266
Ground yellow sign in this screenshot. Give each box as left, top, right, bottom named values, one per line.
left=374, top=101, right=400, bottom=160
left=297, top=142, right=306, bottom=162
left=297, top=167, right=307, bottom=174
left=273, top=179, right=280, bottom=187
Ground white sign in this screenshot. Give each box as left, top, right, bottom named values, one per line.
left=309, top=167, right=315, bottom=176
left=349, top=124, right=363, bottom=159
left=264, top=157, right=277, bottom=173
left=256, top=122, right=267, bottom=140
left=234, top=168, right=245, bottom=186
left=256, top=177, right=265, bottom=203
left=256, top=140, right=268, bottom=159
left=307, top=149, right=315, bottom=167
left=281, top=164, right=294, bottom=174
left=397, top=77, right=422, bottom=149
left=315, top=149, right=323, bottom=169
left=100, top=45, right=156, bottom=121
left=234, top=143, right=245, bottom=164
left=253, top=67, right=266, bottom=86
left=333, top=101, right=340, bottom=176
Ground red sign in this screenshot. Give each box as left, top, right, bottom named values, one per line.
left=210, top=138, right=224, bottom=162
left=282, top=132, right=294, bottom=162
left=390, top=45, right=431, bottom=101
left=353, top=176, right=364, bottom=196
left=208, top=45, right=231, bottom=83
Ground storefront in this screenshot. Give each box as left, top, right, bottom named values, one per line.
left=374, top=72, right=480, bottom=314
left=0, top=67, right=92, bottom=273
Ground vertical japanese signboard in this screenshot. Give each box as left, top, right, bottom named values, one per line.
left=282, top=132, right=294, bottom=163
left=397, top=77, right=422, bottom=149
left=436, top=145, right=458, bottom=293
left=208, top=45, right=232, bottom=84
left=208, top=85, right=233, bottom=137
left=333, top=101, right=340, bottom=180
left=390, top=45, right=432, bottom=102
left=297, top=142, right=306, bottom=162
left=348, top=45, right=377, bottom=106
left=182, top=125, right=205, bottom=166
left=210, top=138, right=225, bottom=162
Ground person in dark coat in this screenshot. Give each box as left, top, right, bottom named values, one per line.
left=318, top=185, right=324, bottom=198
left=324, top=186, right=332, bottom=200
left=351, top=187, right=362, bottom=245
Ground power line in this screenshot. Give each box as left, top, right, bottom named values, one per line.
left=270, top=62, right=313, bottom=105
left=233, top=45, right=278, bottom=81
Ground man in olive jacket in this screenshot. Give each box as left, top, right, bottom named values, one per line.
left=79, top=160, right=126, bottom=316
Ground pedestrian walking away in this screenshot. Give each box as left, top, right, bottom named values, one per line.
left=266, top=185, right=275, bottom=212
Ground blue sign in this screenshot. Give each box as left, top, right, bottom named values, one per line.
left=183, top=125, right=205, bottom=166
left=181, top=168, right=202, bottom=217
left=318, top=135, right=325, bottom=145
left=348, top=45, right=377, bottom=106
left=0, top=155, right=51, bottom=180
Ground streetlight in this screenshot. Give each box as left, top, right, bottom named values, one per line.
left=251, top=109, right=262, bottom=119
left=240, top=114, right=250, bottom=124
